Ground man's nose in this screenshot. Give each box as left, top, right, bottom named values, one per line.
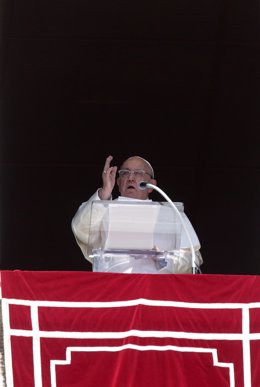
left=128, top=171, right=136, bottom=180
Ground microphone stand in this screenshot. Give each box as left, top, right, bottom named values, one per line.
left=143, top=183, right=198, bottom=274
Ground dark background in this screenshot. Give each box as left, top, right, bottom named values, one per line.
left=0, top=0, right=259, bottom=274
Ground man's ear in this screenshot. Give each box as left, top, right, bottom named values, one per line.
left=148, top=178, right=157, bottom=194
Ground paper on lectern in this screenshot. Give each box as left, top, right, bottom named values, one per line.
left=102, top=203, right=160, bottom=250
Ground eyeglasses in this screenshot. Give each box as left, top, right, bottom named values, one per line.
left=118, top=169, right=153, bottom=178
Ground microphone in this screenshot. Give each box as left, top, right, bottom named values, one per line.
left=138, top=181, right=148, bottom=190
left=138, top=181, right=198, bottom=274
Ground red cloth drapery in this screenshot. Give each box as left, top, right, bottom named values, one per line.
left=1, top=270, right=260, bottom=387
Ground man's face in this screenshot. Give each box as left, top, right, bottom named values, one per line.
left=117, top=158, right=156, bottom=199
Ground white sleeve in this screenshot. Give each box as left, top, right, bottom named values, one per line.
left=176, top=212, right=203, bottom=273
left=71, top=190, right=104, bottom=263
left=180, top=212, right=201, bottom=250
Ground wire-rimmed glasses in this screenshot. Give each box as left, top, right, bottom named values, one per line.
left=118, top=169, right=153, bottom=179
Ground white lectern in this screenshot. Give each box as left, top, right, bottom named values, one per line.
left=88, top=200, right=183, bottom=274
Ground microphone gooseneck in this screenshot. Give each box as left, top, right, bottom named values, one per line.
left=139, top=182, right=198, bottom=274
